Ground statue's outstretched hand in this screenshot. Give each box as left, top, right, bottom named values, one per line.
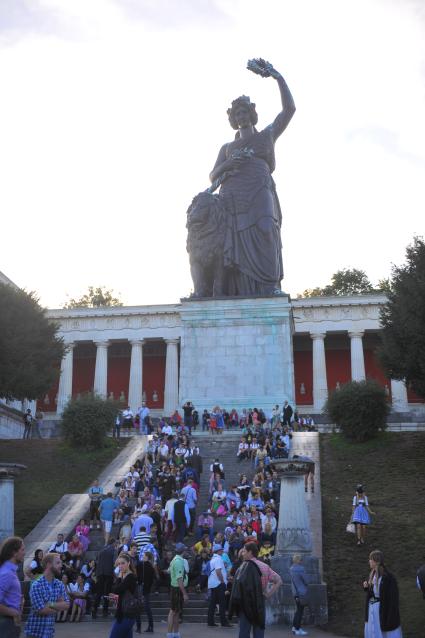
left=247, top=58, right=281, bottom=79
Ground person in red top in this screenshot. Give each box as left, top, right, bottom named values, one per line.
left=68, top=535, right=84, bottom=570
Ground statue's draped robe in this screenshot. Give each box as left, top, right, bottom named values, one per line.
left=218, top=126, right=283, bottom=296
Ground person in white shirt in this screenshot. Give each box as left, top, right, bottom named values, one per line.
left=162, top=423, right=173, bottom=436
left=48, top=534, right=68, bottom=554
left=69, top=574, right=90, bottom=622
left=260, top=509, right=277, bottom=533
left=207, top=544, right=231, bottom=627
left=250, top=439, right=259, bottom=458
left=126, top=466, right=140, bottom=480
left=164, top=493, right=178, bottom=538
left=122, top=406, right=134, bottom=436
left=237, top=440, right=249, bottom=462
left=158, top=442, right=170, bottom=461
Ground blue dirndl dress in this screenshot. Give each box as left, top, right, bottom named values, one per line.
left=352, top=495, right=371, bottom=525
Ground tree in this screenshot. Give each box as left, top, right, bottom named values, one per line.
left=64, top=286, right=122, bottom=309
left=325, top=380, right=389, bottom=442
left=61, top=393, right=119, bottom=448
left=379, top=236, right=425, bottom=399
left=0, top=284, right=65, bottom=400
left=300, top=268, right=375, bottom=298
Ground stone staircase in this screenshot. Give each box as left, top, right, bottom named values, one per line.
left=22, top=431, right=253, bottom=625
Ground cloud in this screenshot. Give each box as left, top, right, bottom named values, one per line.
left=0, top=0, right=78, bottom=45
left=112, top=0, right=234, bottom=29
left=347, top=126, right=425, bottom=167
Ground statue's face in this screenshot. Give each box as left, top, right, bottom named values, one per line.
left=234, top=105, right=251, bottom=129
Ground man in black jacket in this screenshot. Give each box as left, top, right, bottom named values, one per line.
left=283, top=401, right=293, bottom=426
left=92, top=538, right=116, bottom=619
left=229, top=542, right=266, bottom=638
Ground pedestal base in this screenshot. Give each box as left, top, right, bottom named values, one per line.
left=179, top=296, right=295, bottom=411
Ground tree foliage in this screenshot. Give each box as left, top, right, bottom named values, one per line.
left=325, top=380, right=389, bottom=442
left=379, top=236, right=425, bottom=399
left=0, top=284, right=65, bottom=401
left=64, top=286, right=122, bottom=309
left=300, top=268, right=383, bottom=298
left=61, top=393, right=119, bottom=448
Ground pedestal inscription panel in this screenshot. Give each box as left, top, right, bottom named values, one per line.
left=179, top=296, right=295, bottom=411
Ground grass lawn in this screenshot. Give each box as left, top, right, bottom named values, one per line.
left=0, top=438, right=127, bottom=537
left=320, top=432, right=425, bottom=638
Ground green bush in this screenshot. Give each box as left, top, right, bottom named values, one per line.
left=61, top=393, right=119, bottom=448
left=324, top=380, right=389, bottom=442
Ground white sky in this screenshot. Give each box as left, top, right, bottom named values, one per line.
left=1, top=0, right=424, bottom=308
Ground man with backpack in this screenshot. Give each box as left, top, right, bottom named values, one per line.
left=207, top=544, right=232, bottom=627
left=229, top=542, right=282, bottom=638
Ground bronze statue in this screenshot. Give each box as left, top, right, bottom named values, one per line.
left=187, top=59, right=295, bottom=298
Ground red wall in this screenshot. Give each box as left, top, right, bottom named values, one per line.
left=37, top=375, right=59, bottom=412
left=143, top=356, right=166, bottom=409
left=107, top=356, right=130, bottom=403
left=72, top=356, right=96, bottom=397
left=326, top=349, right=351, bottom=392
left=294, top=350, right=313, bottom=405
left=364, top=349, right=391, bottom=396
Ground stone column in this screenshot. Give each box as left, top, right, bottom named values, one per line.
left=391, top=379, right=409, bottom=411
left=276, top=471, right=312, bottom=555
left=128, top=340, right=145, bottom=412
left=93, top=341, right=110, bottom=398
left=311, top=332, right=328, bottom=411
left=0, top=463, right=26, bottom=542
left=164, top=339, right=179, bottom=415
left=57, top=343, right=75, bottom=415
left=349, top=330, right=366, bottom=381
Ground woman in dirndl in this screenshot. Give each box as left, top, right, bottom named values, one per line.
left=352, top=484, right=375, bottom=546
left=363, top=550, right=403, bottom=638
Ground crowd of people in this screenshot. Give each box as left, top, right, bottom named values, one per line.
left=110, top=400, right=317, bottom=439
left=3, top=401, right=419, bottom=638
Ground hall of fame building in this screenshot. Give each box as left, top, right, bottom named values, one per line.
left=29, top=292, right=423, bottom=421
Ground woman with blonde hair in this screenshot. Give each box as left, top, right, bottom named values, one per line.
left=363, top=550, right=402, bottom=638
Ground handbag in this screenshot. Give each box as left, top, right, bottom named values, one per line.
left=122, top=589, right=143, bottom=618
left=346, top=521, right=356, bottom=534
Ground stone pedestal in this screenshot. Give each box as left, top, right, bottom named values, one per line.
left=0, top=463, right=27, bottom=542
left=179, top=296, right=295, bottom=412
left=267, top=459, right=328, bottom=626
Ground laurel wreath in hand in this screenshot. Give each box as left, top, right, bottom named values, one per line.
left=247, top=58, right=279, bottom=79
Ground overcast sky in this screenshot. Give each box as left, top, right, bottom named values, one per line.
left=1, top=0, right=424, bottom=308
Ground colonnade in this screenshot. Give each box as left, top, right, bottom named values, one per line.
left=310, top=330, right=409, bottom=411
left=56, top=338, right=180, bottom=416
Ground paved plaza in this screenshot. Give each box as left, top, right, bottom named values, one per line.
left=55, top=621, right=344, bottom=638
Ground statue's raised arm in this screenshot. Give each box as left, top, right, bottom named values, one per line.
left=247, top=58, right=296, bottom=140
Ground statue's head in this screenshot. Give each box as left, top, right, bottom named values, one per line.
left=227, top=95, right=258, bottom=130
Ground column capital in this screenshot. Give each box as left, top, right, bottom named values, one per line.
left=164, top=338, right=180, bottom=345
left=64, top=342, right=75, bottom=350
left=310, top=331, right=326, bottom=341
left=348, top=330, right=364, bottom=339
left=130, top=339, right=145, bottom=347
left=94, top=340, right=110, bottom=348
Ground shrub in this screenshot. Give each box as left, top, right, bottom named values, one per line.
left=61, top=393, right=119, bottom=448
left=324, top=380, right=389, bottom=442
